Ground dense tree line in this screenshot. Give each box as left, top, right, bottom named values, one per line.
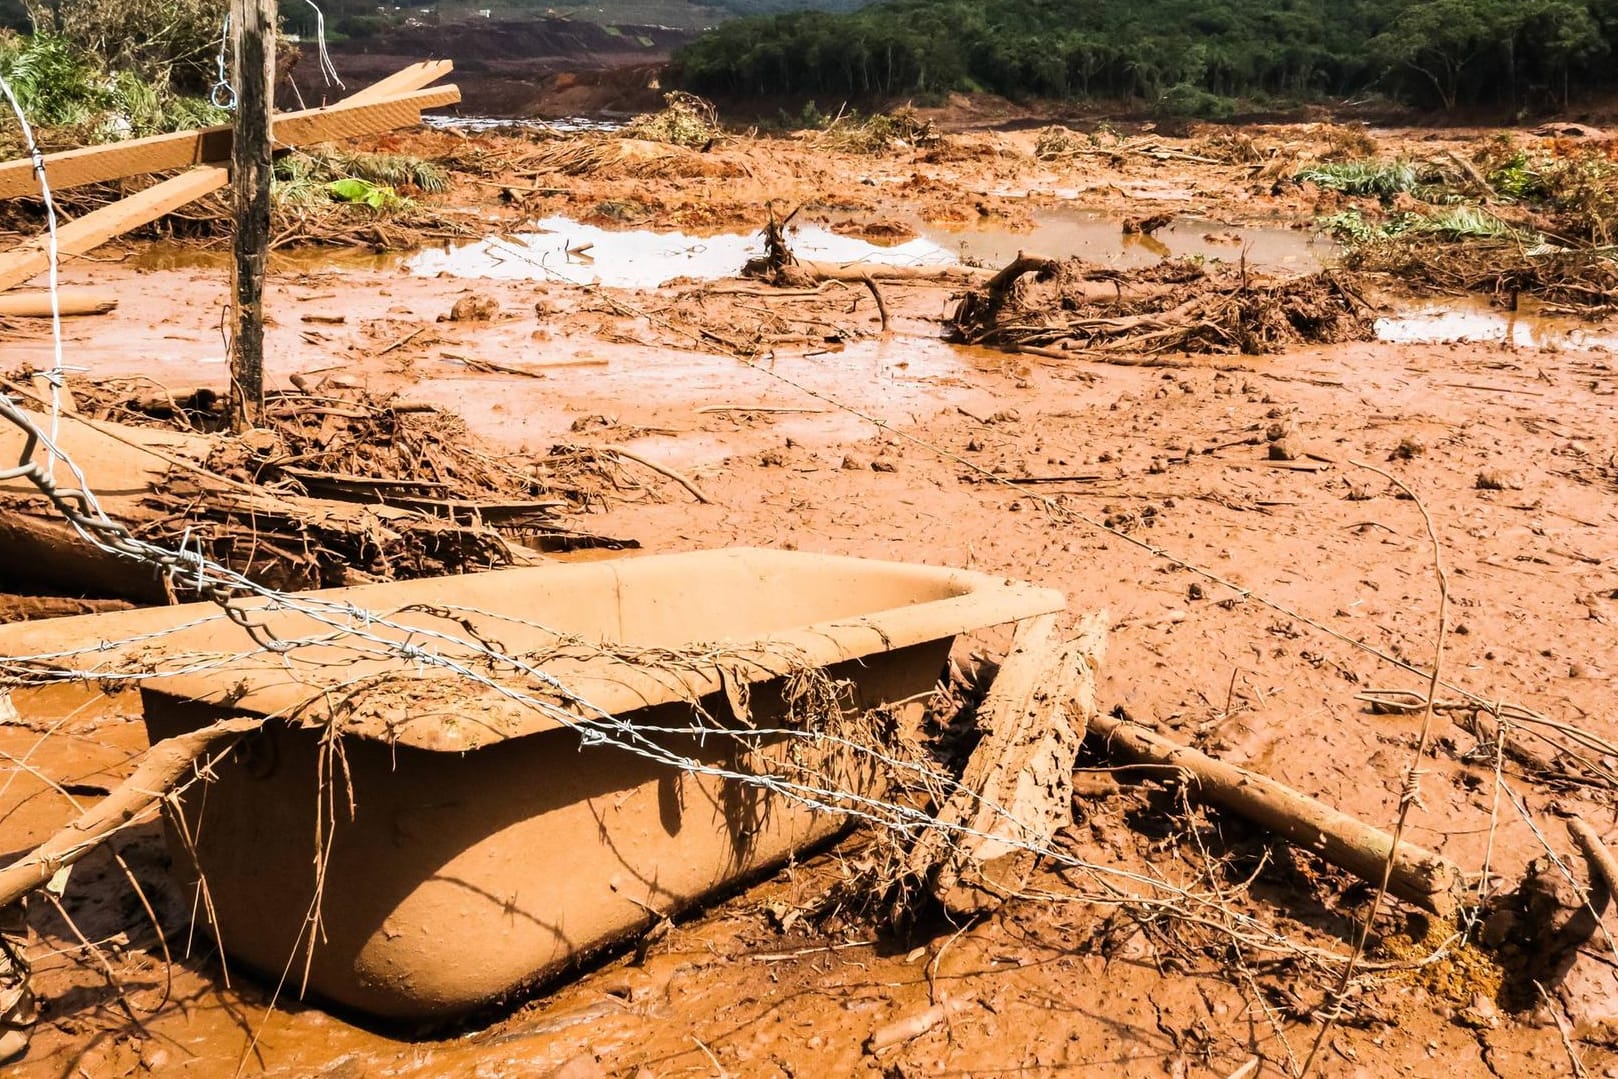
left=671, top=0, right=1618, bottom=111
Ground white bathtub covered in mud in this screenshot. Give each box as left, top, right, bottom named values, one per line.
left=1, top=549, right=1063, bottom=1021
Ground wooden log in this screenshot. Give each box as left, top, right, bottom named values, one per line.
left=0, top=718, right=261, bottom=909
left=0, top=86, right=460, bottom=200
left=1569, top=817, right=1618, bottom=905
left=1087, top=710, right=1463, bottom=917
left=0, top=167, right=228, bottom=292
left=795, top=260, right=983, bottom=284
left=909, top=612, right=1105, bottom=916
left=0, top=503, right=168, bottom=603
left=228, top=0, right=274, bottom=431
left=0, top=287, right=118, bottom=317
left=0, top=594, right=134, bottom=621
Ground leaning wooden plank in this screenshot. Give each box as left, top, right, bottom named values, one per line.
left=344, top=59, right=454, bottom=104
left=0, top=286, right=118, bottom=316
left=907, top=612, right=1106, bottom=917
left=0, top=166, right=227, bottom=292
left=0, top=86, right=460, bottom=200
left=1087, top=709, right=1464, bottom=917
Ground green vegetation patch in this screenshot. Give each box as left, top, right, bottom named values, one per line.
left=0, top=31, right=224, bottom=153
left=672, top=0, right=1618, bottom=113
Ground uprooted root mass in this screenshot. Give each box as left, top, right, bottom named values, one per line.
left=948, top=256, right=1374, bottom=356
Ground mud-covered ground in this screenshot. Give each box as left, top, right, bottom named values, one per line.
left=3, top=114, right=1618, bottom=1078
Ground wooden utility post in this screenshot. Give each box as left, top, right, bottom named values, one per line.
left=228, top=0, right=274, bottom=431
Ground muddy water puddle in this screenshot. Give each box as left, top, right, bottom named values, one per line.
left=1375, top=295, right=1618, bottom=349
left=133, top=209, right=1329, bottom=287
left=411, top=208, right=1329, bottom=284
left=406, top=216, right=955, bottom=287
left=125, top=211, right=1319, bottom=286
left=925, top=206, right=1331, bottom=272
left=421, top=114, right=625, bottom=134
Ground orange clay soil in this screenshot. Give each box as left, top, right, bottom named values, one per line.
left=1, top=115, right=1617, bottom=1078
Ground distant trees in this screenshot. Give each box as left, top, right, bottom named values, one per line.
left=671, top=0, right=1618, bottom=111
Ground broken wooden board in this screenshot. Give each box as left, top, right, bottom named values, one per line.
left=0, top=167, right=228, bottom=291
left=343, top=60, right=455, bottom=105
left=908, top=612, right=1107, bottom=917
left=0, top=85, right=460, bottom=200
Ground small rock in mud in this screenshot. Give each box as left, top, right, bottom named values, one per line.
left=1455, top=993, right=1500, bottom=1029
left=1268, top=438, right=1298, bottom=461
left=840, top=454, right=869, bottom=471
left=448, top=294, right=501, bottom=322
left=830, top=218, right=917, bottom=245
left=1476, top=470, right=1520, bottom=491
left=871, top=458, right=898, bottom=473
left=759, top=449, right=786, bottom=467
left=1122, top=212, right=1175, bottom=235
left=546, top=1056, right=608, bottom=1079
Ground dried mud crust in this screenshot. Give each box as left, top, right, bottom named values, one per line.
left=4, top=115, right=1618, bottom=1078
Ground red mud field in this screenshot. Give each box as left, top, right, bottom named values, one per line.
left=2, top=115, right=1618, bottom=1078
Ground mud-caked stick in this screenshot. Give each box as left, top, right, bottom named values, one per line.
left=1088, top=710, right=1464, bottom=918
left=0, top=717, right=261, bottom=910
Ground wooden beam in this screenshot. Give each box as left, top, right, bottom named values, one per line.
left=0, top=166, right=228, bottom=292
left=228, top=0, right=274, bottom=431
left=0, top=85, right=460, bottom=200
left=344, top=59, right=454, bottom=105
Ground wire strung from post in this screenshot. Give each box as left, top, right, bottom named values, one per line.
left=0, top=70, right=68, bottom=476
left=303, top=0, right=345, bottom=91
left=211, top=14, right=237, bottom=110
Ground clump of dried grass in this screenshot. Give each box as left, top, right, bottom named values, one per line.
left=1033, top=125, right=1082, bottom=160
left=1192, top=129, right=1270, bottom=164
left=814, top=107, right=938, bottom=155
left=1317, top=123, right=1380, bottom=162
left=623, top=91, right=723, bottom=148
left=523, top=136, right=747, bottom=180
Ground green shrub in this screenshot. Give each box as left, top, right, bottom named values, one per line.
left=1154, top=83, right=1237, bottom=120
left=0, top=30, right=224, bottom=147
left=1294, top=159, right=1419, bottom=199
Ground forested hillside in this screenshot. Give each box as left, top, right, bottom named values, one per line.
left=673, top=0, right=1618, bottom=111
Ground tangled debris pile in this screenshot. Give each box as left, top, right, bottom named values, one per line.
left=0, top=376, right=643, bottom=606
left=948, top=255, right=1373, bottom=356
left=1344, top=236, right=1618, bottom=315
left=1309, top=141, right=1618, bottom=314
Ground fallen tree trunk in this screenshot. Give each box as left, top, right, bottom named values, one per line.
left=909, top=612, right=1107, bottom=916
left=1088, top=710, right=1463, bottom=917
left=0, top=718, right=261, bottom=909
